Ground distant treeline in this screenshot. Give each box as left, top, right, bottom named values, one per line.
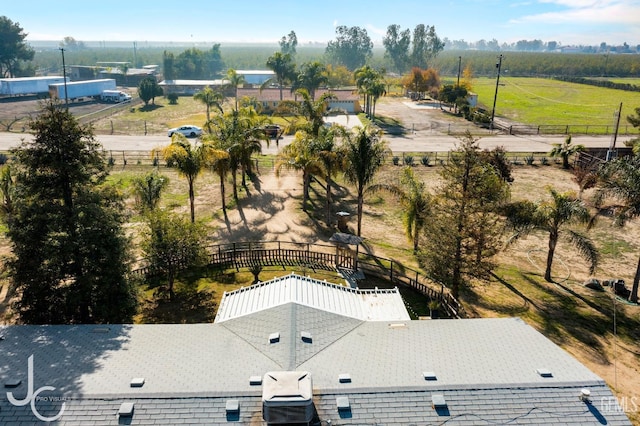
left=30, top=45, right=640, bottom=79
left=553, top=76, right=640, bottom=92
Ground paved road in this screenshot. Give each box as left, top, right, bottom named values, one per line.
left=0, top=113, right=632, bottom=155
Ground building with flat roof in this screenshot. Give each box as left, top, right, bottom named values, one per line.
left=0, top=274, right=631, bottom=425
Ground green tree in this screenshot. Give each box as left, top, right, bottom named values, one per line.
left=162, top=50, right=176, bottom=80
left=505, top=188, right=598, bottom=283
left=343, top=125, right=390, bottom=236
left=133, top=170, right=168, bottom=213
left=0, top=16, right=35, bottom=77
left=626, top=107, right=640, bottom=152
left=420, top=134, right=510, bottom=299
left=157, top=135, right=226, bottom=223
left=265, top=52, right=296, bottom=101
left=142, top=211, right=208, bottom=300
left=325, top=64, right=354, bottom=88
left=193, top=86, right=224, bottom=126
left=371, top=166, right=431, bottom=253
left=226, top=68, right=246, bottom=111
left=8, top=100, right=136, bottom=324
left=279, top=30, right=298, bottom=57
left=138, top=77, right=163, bottom=106
left=410, top=24, right=445, bottom=69
left=383, top=24, right=411, bottom=73
left=354, top=65, right=384, bottom=118
left=594, top=154, right=640, bottom=302
left=0, top=164, right=15, bottom=219
left=172, top=45, right=224, bottom=79
left=276, top=89, right=335, bottom=137
left=293, top=61, right=328, bottom=101
left=549, top=135, right=585, bottom=169
left=325, top=25, right=373, bottom=71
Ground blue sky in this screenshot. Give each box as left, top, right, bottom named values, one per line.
left=5, top=0, right=640, bottom=46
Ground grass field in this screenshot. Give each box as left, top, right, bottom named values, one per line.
left=470, top=77, right=639, bottom=129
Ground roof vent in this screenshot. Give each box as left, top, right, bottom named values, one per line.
left=118, top=402, right=135, bottom=417
left=388, top=323, right=406, bottom=329
left=250, top=376, right=262, bottom=385
left=536, top=368, right=553, bottom=378
left=262, top=371, right=314, bottom=424
left=423, top=371, right=437, bottom=381
left=432, top=394, right=447, bottom=408
left=580, top=388, right=591, bottom=403
left=338, top=373, right=351, bottom=383
left=130, top=378, right=145, bottom=387
left=226, top=399, right=239, bottom=413
left=301, top=331, right=312, bottom=343
left=269, top=332, right=280, bottom=344
left=4, top=379, right=21, bottom=388
left=336, top=396, right=350, bottom=410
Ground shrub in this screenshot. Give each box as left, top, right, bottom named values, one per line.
left=392, top=156, right=400, bottom=166
left=0, top=153, right=7, bottom=165
left=167, top=93, right=179, bottom=105
left=421, top=155, right=430, bottom=166
left=152, top=157, right=159, bottom=167
left=540, top=157, right=549, bottom=165
left=525, top=155, right=535, bottom=165
left=404, top=155, right=414, bottom=166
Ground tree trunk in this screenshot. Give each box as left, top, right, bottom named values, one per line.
left=232, top=170, right=238, bottom=200
left=188, top=179, right=195, bottom=223
left=302, top=172, right=310, bottom=212
left=545, top=231, right=558, bottom=282
left=356, top=190, right=364, bottom=236
left=629, top=255, right=640, bottom=303
left=167, top=269, right=175, bottom=301
left=325, top=175, right=332, bottom=225
left=413, top=224, right=419, bottom=253
left=219, top=172, right=226, bottom=212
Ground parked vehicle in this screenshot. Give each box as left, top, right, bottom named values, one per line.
left=0, top=76, right=67, bottom=97
left=48, top=79, right=117, bottom=102
left=264, top=124, right=281, bottom=138
left=100, top=90, right=131, bottom=103
left=168, top=125, right=203, bottom=138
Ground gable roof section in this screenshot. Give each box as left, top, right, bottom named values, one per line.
left=214, top=273, right=410, bottom=323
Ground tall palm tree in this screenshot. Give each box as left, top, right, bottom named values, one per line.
left=549, top=135, right=585, bottom=169
left=275, top=131, right=324, bottom=212
left=594, top=154, right=640, bottom=302
left=370, top=166, right=431, bottom=253
left=354, top=65, right=383, bottom=117
left=132, top=170, right=168, bottom=213
left=369, top=79, right=387, bottom=120
left=193, top=86, right=224, bottom=128
left=226, top=68, right=246, bottom=111
left=265, top=52, right=296, bottom=101
left=276, top=89, right=336, bottom=137
left=293, top=61, right=328, bottom=101
left=157, top=135, right=226, bottom=223
left=343, top=125, right=390, bottom=236
left=505, top=187, right=598, bottom=282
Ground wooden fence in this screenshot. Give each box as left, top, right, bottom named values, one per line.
left=134, top=240, right=465, bottom=319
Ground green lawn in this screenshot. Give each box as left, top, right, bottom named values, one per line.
left=471, top=77, right=639, bottom=127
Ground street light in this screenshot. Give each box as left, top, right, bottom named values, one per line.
left=490, top=54, right=503, bottom=130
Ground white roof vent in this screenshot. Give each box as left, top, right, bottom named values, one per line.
left=536, top=368, right=553, bottom=378
left=262, top=371, right=314, bottom=424
left=423, top=371, right=437, bottom=381
left=130, top=378, right=145, bottom=387
left=432, top=394, right=447, bottom=408
left=118, top=402, right=135, bottom=417
left=301, top=331, right=312, bottom=343
left=269, top=332, right=280, bottom=343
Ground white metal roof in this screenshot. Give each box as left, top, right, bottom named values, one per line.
left=214, top=273, right=410, bottom=323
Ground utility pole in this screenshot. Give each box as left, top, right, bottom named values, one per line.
left=59, top=48, right=69, bottom=109
left=456, top=56, right=462, bottom=87
left=490, top=54, right=503, bottom=131
left=606, top=102, right=623, bottom=161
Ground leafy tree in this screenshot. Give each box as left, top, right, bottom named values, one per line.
left=383, top=24, right=411, bottom=73
left=60, top=36, right=86, bottom=51
left=172, top=45, right=224, bottom=79
left=420, top=134, right=510, bottom=299
left=157, top=135, right=226, bottom=223
left=325, top=64, right=354, bottom=88
left=371, top=166, right=431, bottom=252
left=293, top=61, right=328, bottom=100
left=402, top=67, right=440, bottom=99
left=593, top=154, right=640, bottom=302
left=226, top=68, right=246, bottom=111
left=279, top=31, right=298, bottom=57
left=265, top=51, right=296, bottom=101
left=133, top=170, right=168, bottom=213
left=626, top=107, right=640, bottom=152
left=410, top=24, right=444, bottom=69
left=138, top=77, right=163, bottom=106
left=505, top=188, right=598, bottom=283
left=162, top=50, right=176, bottom=80
left=343, top=125, right=390, bottom=236
left=8, top=100, right=136, bottom=324
left=549, top=135, right=585, bottom=169
left=193, top=86, right=224, bottom=126
left=142, top=211, right=208, bottom=300
left=0, top=16, right=35, bottom=77
left=325, top=25, right=373, bottom=71
left=438, top=84, right=468, bottom=111
left=481, top=146, right=514, bottom=183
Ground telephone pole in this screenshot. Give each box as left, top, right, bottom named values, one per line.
left=490, top=54, right=503, bottom=131
left=59, top=48, right=69, bottom=109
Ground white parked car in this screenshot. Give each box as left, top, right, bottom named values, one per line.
left=167, top=125, right=203, bottom=138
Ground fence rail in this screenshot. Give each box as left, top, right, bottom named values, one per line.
left=134, top=240, right=465, bottom=319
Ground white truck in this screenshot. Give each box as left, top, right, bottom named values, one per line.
left=100, top=90, right=132, bottom=103
left=0, top=76, right=67, bottom=97
left=48, top=79, right=117, bottom=102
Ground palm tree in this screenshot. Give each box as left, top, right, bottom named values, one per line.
left=265, top=52, right=296, bottom=101
left=369, top=79, right=387, bottom=120
left=226, top=68, right=246, bottom=111
left=156, top=135, right=226, bottom=223
left=370, top=166, right=431, bottom=252
left=275, top=131, right=324, bottom=212
left=594, top=154, right=640, bottom=302
left=193, top=86, right=224, bottom=128
left=354, top=65, right=383, bottom=117
left=549, top=135, right=585, bottom=169
left=293, top=61, right=328, bottom=101
left=505, top=187, right=598, bottom=282
left=276, top=89, right=336, bottom=137
left=132, top=170, right=168, bottom=213
left=343, top=125, right=390, bottom=236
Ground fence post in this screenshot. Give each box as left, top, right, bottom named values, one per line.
left=144, top=121, right=147, bottom=136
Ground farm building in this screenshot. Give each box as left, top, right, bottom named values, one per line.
left=158, top=79, right=230, bottom=96
left=0, top=273, right=630, bottom=425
